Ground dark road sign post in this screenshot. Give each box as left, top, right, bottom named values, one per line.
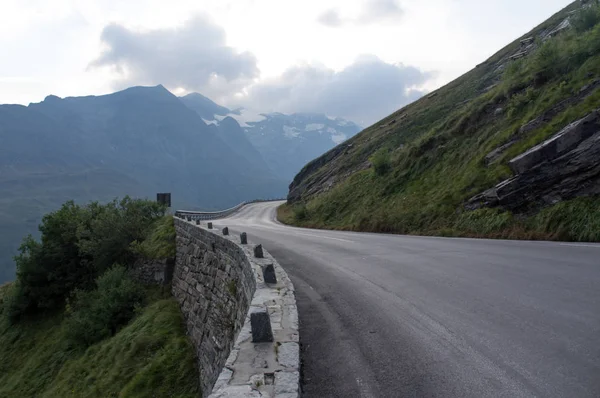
left=157, top=193, right=172, bottom=207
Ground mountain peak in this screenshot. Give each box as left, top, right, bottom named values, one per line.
left=179, top=92, right=230, bottom=120
left=120, top=84, right=172, bottom=96
left=43, top=94, right=62, bottom=102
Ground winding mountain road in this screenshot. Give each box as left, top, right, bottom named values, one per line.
left=215, top=201, right=600, bottom=397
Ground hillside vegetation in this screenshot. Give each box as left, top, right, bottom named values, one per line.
left=0, top=198, right=199, bottom=397
left=282, top=1, right=600, bottom=241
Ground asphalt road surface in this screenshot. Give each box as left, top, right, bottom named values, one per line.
left=215, top=201, right=600, bottom=398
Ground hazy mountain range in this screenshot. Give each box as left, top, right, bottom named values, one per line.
left=180, top=92, right=362, bottom=180
left=0, top=85, right=360, bottom=282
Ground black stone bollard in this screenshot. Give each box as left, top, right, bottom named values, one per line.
left=262, top=263, right=277, bottom=284
left=208, top=222, right=213, bottom=229
left=240, top=232, right=248, bottom=245
left=251, top=308, right=274, bottom=343
left=254, top=244, right=264, bottom=258
left=222, top=227, right=229, bottom=236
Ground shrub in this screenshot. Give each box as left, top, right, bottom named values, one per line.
left=529, top=39, right=566, bottom=82
left=131, top=216, right=175, bottom=260
left=580, top=23, right=600, bottom=56
left=507, top=87, right=538, bottom=117
left=8, top=197, right=165, bottom=321
left=371, top=149, right=392, bottom=176
left=77, top=197, right=167, bottom=272
left=1, top=282, right=25, bottom=323
left=502, top=58, right=527, bottom=94
left=11, top=203, right=95, bottom=316
left=65, top=265, right=144, bottom=347
left=293, top=205, right=309, bottom=221
left=572, top=4, right=600, bottom=33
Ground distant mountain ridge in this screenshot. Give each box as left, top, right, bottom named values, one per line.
left=0, top=85, right=287, bottom=283
left=0, top=84, right=361, bottom=282
left=180, top=94, right=362, bottom=180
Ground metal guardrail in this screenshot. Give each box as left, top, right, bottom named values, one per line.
left=174, top=198, right=285, bottom=221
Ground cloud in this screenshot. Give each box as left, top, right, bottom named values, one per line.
left=239, top=55, right=432, bottom=126
left=317, top=9, right=344, bottom=27
left=89, top=13, right=430, bottom=125
left=318, top=0, right=404, bottom=27
left=358, top=0, right=404, bottom=24
left=91, top=14, right=258, bottom=100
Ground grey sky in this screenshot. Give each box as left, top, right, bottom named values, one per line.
left=0, top=0, right=575, bottom=124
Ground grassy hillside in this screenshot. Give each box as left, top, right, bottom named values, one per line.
left=0, top=199, right=200, bottom=397
left=0, top=285, right=199, bottom=398
left=282, top=1, right=600, bottom=241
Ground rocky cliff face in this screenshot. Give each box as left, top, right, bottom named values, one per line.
left=467, top=110, right=600, bottom=212
left=287, top=140, right=370, bottom=203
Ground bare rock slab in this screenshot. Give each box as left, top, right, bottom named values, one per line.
left=277, top=342, right=299, bottom=369
left=275, top=371, right=300, bottom=396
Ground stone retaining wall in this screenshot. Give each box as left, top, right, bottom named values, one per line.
left=131, top=257, right=174, bottom=285
left=174, top=219, right=256, bottom=395
left=173, top=216, right=300, bottom=397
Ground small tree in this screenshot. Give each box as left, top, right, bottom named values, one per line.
left=371, top=149, right=392, bottom=176
left=572, top=3, right=600, bottom=33
left=529, top=39, right=565, bottom=82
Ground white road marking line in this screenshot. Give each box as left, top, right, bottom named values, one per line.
left=559, top=243, right=600, bottom=248
left=292, top=231, right=355, bottom=243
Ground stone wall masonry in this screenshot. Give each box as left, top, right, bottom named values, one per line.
left=173, top=217, right=300, bottom=398
left=174, top=219, right=256, bottom=395
left=131, top=257, right=174, bottom=285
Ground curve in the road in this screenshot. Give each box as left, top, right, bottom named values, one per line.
left=212, top=201, right=600, bottom=398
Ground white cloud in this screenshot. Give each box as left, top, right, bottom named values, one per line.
left=318, top=0, right=404, bottom=27
left=317, top=9, right=345, bottom=27
left=358, top=0, right=404, bottom=24
left=90, top=15, right=258, bottom=100
left=237, top=55, right=432, bottom=126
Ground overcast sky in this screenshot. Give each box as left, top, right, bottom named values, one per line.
left=0, top=0, right=573, bottom=125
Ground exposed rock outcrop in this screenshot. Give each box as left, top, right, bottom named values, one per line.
left=467, top=110, right=600, bottom=211
left=484, top=79, right=600, bottom=166
left=288, top=142, right=366, bottom=203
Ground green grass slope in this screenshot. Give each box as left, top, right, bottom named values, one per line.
left=0, top=285, right=199, bottom=398
left=0, top=199, right=200, bottom=397
left=283, top=1, right=600, bottom=241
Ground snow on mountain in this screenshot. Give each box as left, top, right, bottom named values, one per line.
left=179, top=93, right=362, bottom=181
left=242, top=112, right=362, bottom=180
